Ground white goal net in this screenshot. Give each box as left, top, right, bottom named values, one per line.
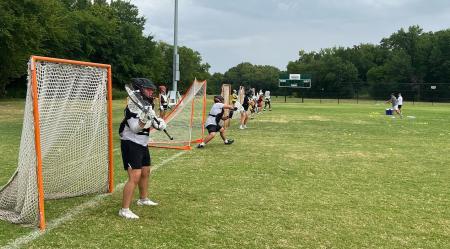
left=0, top=56, right=113, bottom=229
left=149, top=79, right=206, bottom=150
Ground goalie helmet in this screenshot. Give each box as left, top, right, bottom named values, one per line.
left=131, top=78, right=157, bottom=104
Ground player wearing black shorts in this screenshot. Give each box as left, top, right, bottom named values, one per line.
left=197, top=95, right=237, bottom=148
left=240, top=91, right=251, bottom=129
left=118, top=78, right=167, bottom=219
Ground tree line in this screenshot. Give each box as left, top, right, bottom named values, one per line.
left=209, top=26, right=450, bottom=101
left=0, top=0, right=209, bottom=97
left=1, top=1, right=449, bottom=101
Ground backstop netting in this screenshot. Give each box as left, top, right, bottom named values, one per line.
left=0, top=56, right=113, bottom=229
left=148, top=79, right=207, bottom=150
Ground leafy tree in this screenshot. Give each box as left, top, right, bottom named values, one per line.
left=223, top=62, right=279, bottom=94
left=0, top=0, right=73, bottom=97
left=207, top=72, right=224, bottom=94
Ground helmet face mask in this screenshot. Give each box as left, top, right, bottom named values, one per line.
left=131, top=78, right=156, bottom=103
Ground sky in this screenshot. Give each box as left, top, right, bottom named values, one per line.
left=130, top=0, right=450, bottom=74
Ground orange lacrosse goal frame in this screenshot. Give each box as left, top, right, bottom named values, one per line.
left=30, top=56, right=114, bottom=230
left=0, top=56, right=114, bottom=230
left=148, top=79, right=207, bottom=150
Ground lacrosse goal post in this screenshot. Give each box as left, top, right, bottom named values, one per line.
left=148, top=79, right=207, bottom=150
left=0, top=56, right=114, bottom=230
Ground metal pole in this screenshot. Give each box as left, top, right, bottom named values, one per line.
left=173, top=0, right=179, bottom=98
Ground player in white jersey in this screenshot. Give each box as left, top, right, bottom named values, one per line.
left=397, top=93, right=403, bottom=116
left=264, top=90, right=271, bottom=111
left=158, top=85, right=169, bottom=118
left=386, top=93, right=402, bottom=118
left=197, top=95, right=237, bottom=148
left=118, top=78, right=167, bottom=219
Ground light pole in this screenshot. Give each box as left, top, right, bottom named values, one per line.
left=173, top=0, right=179, bottom=100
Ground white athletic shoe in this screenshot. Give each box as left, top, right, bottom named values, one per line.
left=244, top=125, right=247, bottom=129
left=119, top=208, right=139, bottom=219
left=137, top=198, right=159, bottom=206
left=239, top=125, right=244, bottom=130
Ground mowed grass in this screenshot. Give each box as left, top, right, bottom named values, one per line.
left=0, top=98, right=449, bottom=248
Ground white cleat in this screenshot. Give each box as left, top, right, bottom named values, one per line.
left=137, top=198, right=159, bottom=206
left=119, top=208, right=139, bottom=219
left=239, top=125, right=245, bottom=130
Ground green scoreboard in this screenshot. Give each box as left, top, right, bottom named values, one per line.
left=279, top=73, right=312, bottom=88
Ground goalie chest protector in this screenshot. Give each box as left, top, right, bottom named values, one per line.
left=119, top=107, right=150, bottom=136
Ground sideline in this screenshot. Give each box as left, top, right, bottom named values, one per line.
left=2, top=150, right=187, bottom=249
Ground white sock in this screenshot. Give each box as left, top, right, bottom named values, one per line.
left=121, top=208, right=130, bottom=212
left=224, top=139, right=228, bottom=143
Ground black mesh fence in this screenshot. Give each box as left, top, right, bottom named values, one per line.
left=273, top=82, right=450, bottom=104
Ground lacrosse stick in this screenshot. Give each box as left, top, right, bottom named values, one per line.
left=125, top=84, right=174, bottom=140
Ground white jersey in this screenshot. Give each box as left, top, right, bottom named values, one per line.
left=205, top=103, right=224, bottom=127
left=397, top=96, right=403, bottom=105
left=264, top=91, right=271, bottom=100
left=160, top=93, right=168, bottom=105
left=119, top=99, right=151, bottom=147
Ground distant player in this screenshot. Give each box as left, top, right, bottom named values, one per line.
left=240, top=90, right=251, bottom=129
left=229, top=89, right=238, bottom=119
left=386, top=93, right=402, bottom=118
left=159, top=85, right=169, bottom=118
left=231, top=89, right=238, bottom=104
left=197, top=95, right=237, bottom=148
left=257, top=90, right=264, bottom=113
left=264, top=90, right=271, bottom=111
left=397, top=92, right=403, bottom=116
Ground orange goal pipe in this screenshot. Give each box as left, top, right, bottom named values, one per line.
left=30, top=58, right=46, bottom=231
left=107, top=67, right=114, bottom=193
left=201, top=81, right=207, bottom=138
left=31, top=56, right=111, bottom=69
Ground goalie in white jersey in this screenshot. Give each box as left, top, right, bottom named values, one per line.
left=118, top=78, right=167, bottom=219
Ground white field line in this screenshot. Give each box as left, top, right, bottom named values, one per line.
left=2, top=150, right=187, bottom=249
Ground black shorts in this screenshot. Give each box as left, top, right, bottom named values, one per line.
left=206, top=124, right=222, bottom=134
left=120, top=140, right=151, bottom=170
left=229, top=110, right=234, bottom=119
left=398, top=105, right=402, bottom=109
left=242, top=104, right=249, bottom=111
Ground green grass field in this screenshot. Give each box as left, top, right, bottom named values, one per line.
left=1, top=98, right=449, bottom=248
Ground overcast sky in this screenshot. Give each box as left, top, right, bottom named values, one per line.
left=130, top=0, right=450, bottom=73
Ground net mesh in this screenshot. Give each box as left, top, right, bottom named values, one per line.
left=0, top=59, right=110, bottom=226
left=149, top=79, right=206, bottom=150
